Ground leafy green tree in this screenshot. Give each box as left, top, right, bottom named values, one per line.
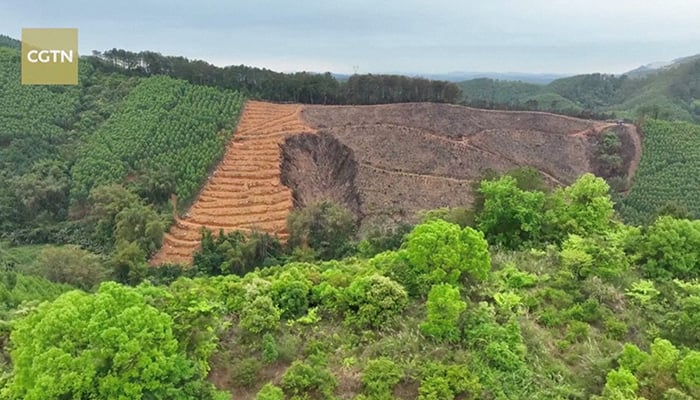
left=287, top=200, right=357, bottom=260
left=34, top=245, right=109, bottom=290
left=636, top=216, right=700, bottom=279
left=270, top=269, right=311, bottom=319
left=477, top=175, right=546, bottom=248
left=193, top=229, right=283, bottom=276
left=599, top=368, right=639, bottom=399
left=619, top=343, right=650, bottom=374
left=420, top=284, right=467, bottom=342
left=114, top=202, right=164, bottom=255
left=545, top=173, right=614, bottom=242
left=12, top=160, right=71, bottom=222
left=560, top=233, right=629, bottom=281
left=239, top=295, right=282, bottom=334
left=2, top=282, right=203, bottom=400
left=401, top=219, right=490, bottom=295
left=343, top=274, right=408, bottom=329
left=110, top=241, right=148, bottom=285
left=676, top=351, right=700, bottom=398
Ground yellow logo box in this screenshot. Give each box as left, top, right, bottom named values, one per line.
left=21, top=28, right=78, bottom=85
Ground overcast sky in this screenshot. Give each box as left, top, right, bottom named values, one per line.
left=3, top=0, right=700, bottom=75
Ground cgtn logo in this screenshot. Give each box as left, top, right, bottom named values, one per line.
left=26, top=49, right=75, bottom=64
left=21, top=28, right=78, bottom=85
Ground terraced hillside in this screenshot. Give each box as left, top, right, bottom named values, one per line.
left=151, top=101, right=315, bottom=265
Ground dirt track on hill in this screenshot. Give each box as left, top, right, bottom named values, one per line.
left=151, top=101, right=315, bottom=266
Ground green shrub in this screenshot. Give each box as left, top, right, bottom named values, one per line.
left=343, top=274, right=408, bottom=329
left=34, top=245, right=109, bottom=290
left=262, top=333, right=279, bottom=364
left=239, top=295, right=281, bottom=334
left=256, top=383, right=284, bottom=400
left=281, top=360, right=337, bottom=398
left=565, top=320, right=590, bottom=343
left=619, top=343, right=650, bottom=374
left=287, top=201, right=357, bottom=260
left=604, top=317, right=628, bottom=340
left=418, top=363, right=481, bottom=400
left=231, top=358, right=261, bottom=387
left=270, top=272, right=311, bottom=319
left=418, top=376, right=452, bottom=400
left=361, top=358, right=403, bottom=397
left=600, top=368, right=638, bottom=398
left=420, top=284, right=466, bottom=342
left=676, top=351, right=700, bottom=398
left=401, top=219, right=490, bottom=295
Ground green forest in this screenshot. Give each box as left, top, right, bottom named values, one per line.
left=1, top=36, right=700, bottom=399
left=2, top=173, right=700, bottom=399
left=458, top=58, right=700, bottom=123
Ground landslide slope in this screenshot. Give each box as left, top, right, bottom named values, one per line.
left=293, top=103, right=640, bottom=229
left=151, top=101, right=315, bottom=266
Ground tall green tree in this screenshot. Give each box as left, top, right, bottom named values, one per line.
left=2, top=282, right=205, bottom=400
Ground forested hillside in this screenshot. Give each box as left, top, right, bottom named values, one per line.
left=88, top=48, right=461, bottom=104
left=2, top=173, right=699, bottom=399
left=459, top=59, right=700, bottom=122
left=1, top=34, right=700, bottom=399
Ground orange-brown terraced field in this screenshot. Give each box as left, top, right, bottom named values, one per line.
left=150, top=101, right=315, bottom=266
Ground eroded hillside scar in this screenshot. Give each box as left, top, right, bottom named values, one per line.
left=151, top=101, right=316, bottom=266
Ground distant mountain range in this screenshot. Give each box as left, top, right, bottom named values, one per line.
left=458, top=53, right=700, bottom=122
left=624, top=54, right=700, bottom=78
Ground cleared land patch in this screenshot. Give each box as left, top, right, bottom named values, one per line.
left=151, top=101, right=315, bottom=265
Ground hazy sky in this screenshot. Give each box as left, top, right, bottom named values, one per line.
left=3, top=0, right=700, bottom=75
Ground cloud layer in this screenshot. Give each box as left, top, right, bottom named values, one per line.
left=3, top=0, right=700, bottom=74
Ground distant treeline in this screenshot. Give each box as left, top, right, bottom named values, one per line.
left=463, top=99, right=617, bottom=121
left=87, top=49, right=461, bottom=105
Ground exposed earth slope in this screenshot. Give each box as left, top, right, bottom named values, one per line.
left=151, top=101, right=316, bottom=265
left=153, top=102, right=640, bottom=265
left=296, top=103, right=640, bottom=229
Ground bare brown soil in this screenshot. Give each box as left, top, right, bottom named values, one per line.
left=299, top=103, right=641, bottom=229
left=150, top=101, right=315, bottom=266
left=152, top=101, right=641, bottom=265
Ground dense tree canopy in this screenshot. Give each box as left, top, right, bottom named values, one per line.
left=2, top=282, right=205, bottom=400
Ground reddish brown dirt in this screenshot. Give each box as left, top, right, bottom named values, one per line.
left=151, top=101, right=315, bottom=266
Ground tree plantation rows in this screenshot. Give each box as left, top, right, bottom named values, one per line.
left=620, top=119, right=700, bottom=224
left=1, top=174, right=700, bottom=399
left=71, top=76, right=244, bottom=204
